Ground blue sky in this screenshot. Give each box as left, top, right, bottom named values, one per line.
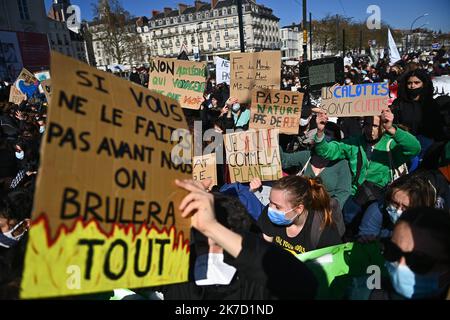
left=45, top=0, right=450, bottom=32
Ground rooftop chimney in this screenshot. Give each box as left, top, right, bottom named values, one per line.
left=152, top=10, right=160, bottom=18
left=178, top=3, right=188, bottom=14
left=164, top=7, right=172, bottom=16
left=195, top=1, right=205, bottom=10
left=211, top=0, right=218, bottom=9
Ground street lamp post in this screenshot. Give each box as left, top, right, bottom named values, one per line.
left=406, top=13, right=429, bottom=53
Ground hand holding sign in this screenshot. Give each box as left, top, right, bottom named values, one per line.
left=249, top=177, right=263, bottom=193
left=381, top=108, right=396, bottom=135
left=176, top=179, right=216, bottom=235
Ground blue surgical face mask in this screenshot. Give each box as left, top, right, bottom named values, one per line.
left=39, top=125, right=45, bottom=134
left=232, top=103, right=240, bottom=112
left=267, top=206, right=298, bottom=226
left=386, top=205, right=403, bottom=224
left=385, top=261, right=443, bottom=299
left=15, top=150, right=24, bottom=160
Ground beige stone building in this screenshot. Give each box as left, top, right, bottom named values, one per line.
left=146, top=0, right=281, bottom=62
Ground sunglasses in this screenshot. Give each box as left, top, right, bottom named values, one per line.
left=381, top=239, right=435, bottom=274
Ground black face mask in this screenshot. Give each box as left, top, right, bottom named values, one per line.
left=407, top=87, right=423, bottom=99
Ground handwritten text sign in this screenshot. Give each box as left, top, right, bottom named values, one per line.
left=230, top=52, right=281, bottom=104
left=149, top=57, right=206, bottom=109
left=319, top=83, right=389, bottom=117
left=250, top=89, right=303, bottom=135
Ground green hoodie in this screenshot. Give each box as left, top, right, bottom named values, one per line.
left=314, top=126, right=421, bottom=195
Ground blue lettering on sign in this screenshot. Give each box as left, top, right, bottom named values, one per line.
left=379, top=82, right=389, bottom=96
left=334, top=86, right=342, bottom=98
left=333, top=83, right=390, bottom=99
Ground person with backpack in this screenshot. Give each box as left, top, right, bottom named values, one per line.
left=358, top=173, right=438, bottom=241
left=257, top=175, right=342, bottom=255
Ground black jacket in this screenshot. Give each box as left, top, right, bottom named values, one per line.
left=391, top=98, right=445, bottom=141
left=158, top=232, right=318, bottom=300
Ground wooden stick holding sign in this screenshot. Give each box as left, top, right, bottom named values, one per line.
left=224, top=129, right=282, bottom=183
left=319, top=82, right=389, bottom=117
left=250, top=89, right=303, bottom=135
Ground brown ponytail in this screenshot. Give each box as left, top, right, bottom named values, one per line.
left=272, top=176, right=334, bottom=229
left=308, top=178, right=333, bottom=229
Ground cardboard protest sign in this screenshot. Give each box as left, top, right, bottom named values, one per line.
left=192, top=153, right=217, bottom=187
left=250, top=89, right=303, bottom=135
left=318, top=83, right=389, bottom=117
left=215, top=57, right=230, bottom=85
left=8, top=68, right=39, bottom=104
left=230, top=51, right=281, bottom=104
left=299, top=57, right=344, bottom=92
left=224, top=129, right=282, bottom=183
left=21, top=51, right=192, bottom=299
left=40, top=79, right=51, bottom=102
left=297, top=242, right=387, bottom=299
left=148, top=57, right=206, bottom=110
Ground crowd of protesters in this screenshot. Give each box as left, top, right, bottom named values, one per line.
left=0, top=47, right=449, bottom=300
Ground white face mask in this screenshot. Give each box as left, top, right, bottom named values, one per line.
left=0, top=221, right=27, bottom=248
left=300, top=118, right=310, bottom=127
left=194, top=253, right=237, bottom=286
left=15, top=150, right=24, bottom=160
left=39, top=125, right=45, bottom=134
left=232, top=103, right=240, bottom=112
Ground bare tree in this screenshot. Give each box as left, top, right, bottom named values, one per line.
left=92, top=0, right=143, bottom=65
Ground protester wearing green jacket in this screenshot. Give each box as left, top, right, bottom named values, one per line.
left=313, top=109, right=421, bottom=195
left=280, top=149, right=352, bottom=210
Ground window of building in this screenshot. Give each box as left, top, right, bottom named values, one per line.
left=224, top=18, right=227, bottom=27
left=222, top=9, right=226, bottom=15
left=214, top=10, right=218, bottom=17
left=206, top=12, right=209, bottom=18
left=17, top=0, right=30, bottom=20
left=233, top=17, right=237, bottom=25
left=216, top=42, right=220, bottom=48
left=225, top=30, right=229, bottom=37
left=189, top=14, right=193, bottom=21
left=226, top=41, right=229, bottom=48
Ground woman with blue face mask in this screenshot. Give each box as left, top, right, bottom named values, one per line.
left=257, top=175, right=342, bottom=255
left=376, top=207, right=450, bottom=300
left=358, top=173, right=437, bottom=241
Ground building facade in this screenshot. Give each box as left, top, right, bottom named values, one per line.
left=144, top=0, right=281, bottom=62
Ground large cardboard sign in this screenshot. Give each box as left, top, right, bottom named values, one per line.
left=148, top=57, right=206, bottom=110
left=318, top=83, right=389, bottom=117
left=21, top=52, right=192, bottom=299
left=250, top=89, right=303, bottom=135
left=8, top=68, right=39, bottom=104
left=215, top=57, right=230, bottom=85
left=224, top=129, right=282, bottom=183
left=299, top=57, right=345, bottom=92
left=192, top=153, right=217, bottom=187
left=230, top=51, right=281, bottom=104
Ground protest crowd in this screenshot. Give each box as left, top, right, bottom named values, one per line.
left=0, top=46, right=449, bottom=301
